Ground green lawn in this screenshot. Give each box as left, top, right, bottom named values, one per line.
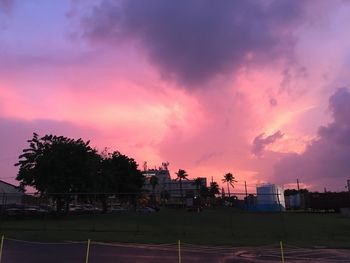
left=0, top=208, right=349, bottom=248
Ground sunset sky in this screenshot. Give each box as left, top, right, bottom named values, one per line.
left=1, top=0, right=350, bottom=192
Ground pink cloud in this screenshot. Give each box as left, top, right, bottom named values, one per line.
left=1, top=0, right=350, bottom=193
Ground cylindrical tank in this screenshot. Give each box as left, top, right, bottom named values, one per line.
left=257, top=184, right=285, bottom=208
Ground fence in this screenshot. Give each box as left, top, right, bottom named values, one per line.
left=0, top=237, right=348, bottom=262
left=0, top=191, right=289, bottom=215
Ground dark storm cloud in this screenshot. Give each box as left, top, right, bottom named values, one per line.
left=252, top=130, right=284, bottom=156
left=82, top=0, right=306, bottom=87
left=0, top=0, right=13, bottom=14
left=273, top=88, right=350, bottom=189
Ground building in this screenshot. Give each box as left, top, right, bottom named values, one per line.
left=307, top=192, right=350, bottom=212
left=142, top=162, right=207, bottom=203
left=142, top=162, right=172, bottom=194
left=0, top=180, right=24, bottom=205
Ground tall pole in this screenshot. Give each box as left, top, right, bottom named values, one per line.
left=0, top=235, right=4, bottom=263
left=280, top=241, right=285, bottom=263
left=297, top=179, right=300, bottom=191
left=178, top=240, right=182, bottom=263
left=85, top=239, right=91, bottom=263
left=244, top=181, right=248, bottom=210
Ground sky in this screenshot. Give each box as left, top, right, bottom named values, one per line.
left=1, top=0, right=350, bottom=193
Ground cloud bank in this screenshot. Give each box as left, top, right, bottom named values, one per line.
left=82, top=0, right=306, bottom=87
left=273, top=88, right=350, bottom=189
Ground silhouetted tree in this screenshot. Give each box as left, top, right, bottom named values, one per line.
left=200, top=186, right=209, bottom=198
left=222, top=172, right=237, bottom=198
left=175, top=169, right=188, bottom=206
left=209, top=181, right=220, bottom=196
left=209, top=181, right=220, bottom=207
left=15, top=133, right=100, bottom=212
left=98, top=151, right=144, bottom=212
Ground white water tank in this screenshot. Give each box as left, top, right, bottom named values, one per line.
left=257, top=184, right=285, bottom=208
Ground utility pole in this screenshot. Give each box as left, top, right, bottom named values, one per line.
left=244, top=181, right=248, bottom=210
left=297, top=179, right=300, bottom=191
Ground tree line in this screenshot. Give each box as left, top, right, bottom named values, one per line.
left=15, top=133, right=239, bottom=212
left=15, top=133, right=144, bottom=212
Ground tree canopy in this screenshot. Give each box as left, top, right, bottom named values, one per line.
left=222, top=172, right=237, bottom=197
left=175, top=169, right=188, bottom=206
left=98, top=151, right=144, bottom=193
left=15, top=133, right=100, bottom=195
left=209, top=181, right=220, bottom=196
left=15, top=133, right=144, bottom=212
left=175, top=169, right=188, bottom=181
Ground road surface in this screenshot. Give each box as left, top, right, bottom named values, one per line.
left=1, top=239, right=350, bottom=262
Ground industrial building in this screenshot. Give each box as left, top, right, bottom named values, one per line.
left=0, top=180, right=24, bottom=205
left=142, top=162, right=207, bottom=203
left=256, top=183, right=285, bottom=211
left=244, top=183, right=285, bottom=212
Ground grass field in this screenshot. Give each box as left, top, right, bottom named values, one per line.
left=0, top=208, right=349, bottom=248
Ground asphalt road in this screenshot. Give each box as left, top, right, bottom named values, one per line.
left=1, top=239, right=350, bottom=262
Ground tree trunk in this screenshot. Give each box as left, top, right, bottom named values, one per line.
left=227, top=182, right=230, bottom=198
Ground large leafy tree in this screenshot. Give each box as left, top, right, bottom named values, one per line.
left=15, top=133, right=100, bottom=212
left=222, top=172, right=237, bottom=198
left=175, top=169, right=188, bottom=206
left=98, top=151, right=144, bottom=211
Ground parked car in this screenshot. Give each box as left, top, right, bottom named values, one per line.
left=109, top=206, right=128, bottom=213
left=69, top=204, right=84, bottom=214
left=5, top=208, right=24, bottom=217
left=24, top=206, right=51, bottom=216
left=136, top=206, right=156, bottom=213
left=82, top=204, right=101, bottom=213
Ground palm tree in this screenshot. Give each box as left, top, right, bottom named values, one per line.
left=222, top=172, right=237, bottom=198
left=176, top=169, right=188, bottom=205
left=150, top=175, right=158, bottom=205
left=194, top=177, right=203, bottom=196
